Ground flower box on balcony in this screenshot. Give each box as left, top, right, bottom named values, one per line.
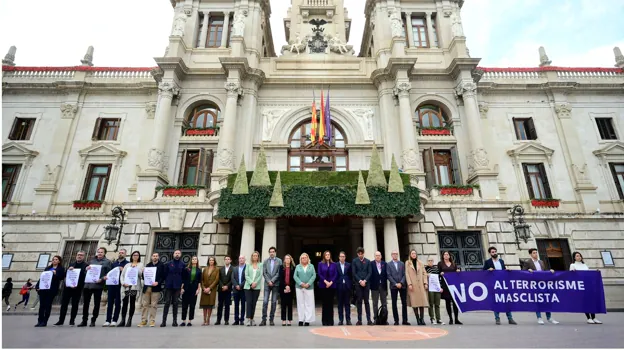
left=157, top=186, right=205, bottom=197
left=185, top=128, right=218, bottom=136
left=2, top=202, right=7, bottom=208
left=531, top=199, right=560, bottom=208
left=420, top=128, right=452, bottom=136
left=73, top=201, right=103, bottom=210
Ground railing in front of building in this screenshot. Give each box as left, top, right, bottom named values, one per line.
left=2, top=66, right=156, bottom=81
left=478, top=66, right=624, bottom=81
left=305, top=0, right=333, bottom=6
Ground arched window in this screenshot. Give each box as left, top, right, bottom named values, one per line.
left=416, top=104, right=449, bottom=128
left=187, top=104, right=220, bottom=129
left=288, top=121, right=348, bottom=172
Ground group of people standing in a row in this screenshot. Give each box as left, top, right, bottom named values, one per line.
left=3, top=244, right=605, bottom=327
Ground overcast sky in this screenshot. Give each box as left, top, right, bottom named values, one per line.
left=1, top=0, right=622, bottom=68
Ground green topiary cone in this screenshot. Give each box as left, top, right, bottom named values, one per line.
left=250, top=145, right=271, bottom=187
left=366, top=143, right=387, bottom=187
left=355, top=171, right=371, bottom=205
left=388, top=154, right=405, bottom=193
left=269, top=172, right=284, bottom=207
left=232, top=155, right=249, bottom=194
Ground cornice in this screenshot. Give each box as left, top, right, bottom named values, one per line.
left=153, top=56, right=190, bottom=81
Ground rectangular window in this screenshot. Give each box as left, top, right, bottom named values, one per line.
left=423, top=148, right=461, bottom=187
left=178, top=149, right=214, bottom=186
left=207, top=16, right=224, bottom=48
left=411, top=17, right=429, bottom=48
left=596, top=118, right=617, bottom=140
left=522, top=163, right=552, bottom=199
left=610, top=163, right=624, bottom=199
left=91, top=118, right=121, bottom=141
left=2, top=164, right=21, bottom=202
left=81, top=164, right=111, bottom=201
left=513, top=118, right=538, bottom=140
left=8, top=118, right=35, bottom=141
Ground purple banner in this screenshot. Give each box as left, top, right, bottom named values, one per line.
left=443, top=270, right=606, bottom=314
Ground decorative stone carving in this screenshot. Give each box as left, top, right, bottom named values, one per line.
left=301, top=10, right=309, bottom=18
left=2, top=46, right=16, bottom=66
left=347, top=108, right=375, bottom=141
left=443, top=10, right=453, bottom=17
left=224, top=81, right=242, bottom=97
left=389, top=9, right=405, bottom=38
left=328, top=32, right=354, bottom=55
left=455, top=81, right=477, bottom=98
left=402, top=148, right=421, bottom=170
left=218, top=148, right=235, bottom=170
left=262, top=109, right=288, bottom=141
left=80, top=46, right=94, bottom=66
left=478, top=102, right=489, bottom=119
left=145, top=102, right=156, bottom=119
left=326, top=10, right=334, bottom=19
left=573, top=164, right=590, bottom=184
left=281, top=32, right=308, bottom=55
left=184, top=8, right=192, bottom=17
left=451, top=12, right=464, bottom=37
left=171, top=12, right=186, bottom=37
left=231, top=11, right=247, bottom=37
left=393, top=82, right=412, bottom=98
left=614, top=47, right=624, bottom=68
left=555, top=103, right=572, bottom=119
left=60, top=103, right=78, bottom=119
left=308, top=19, right=329, bottom=54
left=539, top=46, right=552, bottom=67
left=468, top=148, right=490, bottom=174
left=158, top=81, right=180, bottom=99
left=42, top=165, right=61, bottom=185
left=147, top=148, right=165, bottom=171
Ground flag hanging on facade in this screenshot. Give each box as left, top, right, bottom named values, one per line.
left=311, top=91, right=317, bottom=143
left=319, top=89, right=326, bottom=144
left=325, top=87, right=332, bottom=145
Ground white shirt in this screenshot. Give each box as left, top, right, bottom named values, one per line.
left=532, top=259, right=542, bottom=271
left=493, top=259, right=502, bottom=270
left=570, top=262, right=589, bottom=271
left=225, top=265, right=230, bottom=275
left=340, top=263, right=345, bottom=274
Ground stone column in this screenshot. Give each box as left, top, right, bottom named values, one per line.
left=198, top=11, right=210, bottom=48
left=215, top=81, right=242, bottom=173
left=261, top=218, right=277, bottom=258
left=383, top=218, right=400, bottom=262
left=394, top=81, right=421, bottom=173
left=240, top=219, right=256, bottom=261
left=425, top=12, right=437, bottom=48
left=363, top=218, right=377, bottom=261
left=405, top=13, right=414, bottom=48
left=455, top=81, right=489, bottom=176
left=147, top=81, right=179, bottom=173
left=221, top=11, right=231, bottom=48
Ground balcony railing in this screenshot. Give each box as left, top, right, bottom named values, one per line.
left=478, top=66, right=624, bottom=82
left=305, top=0, right=333, bottom=6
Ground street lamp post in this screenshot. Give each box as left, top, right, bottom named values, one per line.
left=103, top=206, right=128, bottom=252
left=509, top=205, right=531, bottom=248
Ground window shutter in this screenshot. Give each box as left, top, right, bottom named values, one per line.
left=450, top=146, right=462, bottom=185
left=91, top=118, right=102, bottom=140
left=24, top=119, right=35, bottom=140
left=527, top=118, right=538, bottom=140
left=204, top=149, right=214, bottom=186
left=536, top=239, right=550, bottom=269
left=423, top=148, right=435, bottom=188
left=178, top=150, right=188, bottom=185
left=560, top=240, right=573, bottom=270
left=538, top=163, right=552, bottom=198
left=81, top=165, right=93, bottom=200
left=196, top=148, right=206, bottom=186
left=8, top=118, right=19, bottom=140
left=522, top=164, right=535, bottom=199
left=610, top=163, right=624, bottom=199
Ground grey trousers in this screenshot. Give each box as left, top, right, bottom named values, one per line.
left=262, top=284, right=279, bottom=321
left=371, top=286, right=387, bottom=319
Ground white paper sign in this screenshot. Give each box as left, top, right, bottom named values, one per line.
left=39, top=271, right=53, bottom=290
left=428, top=273, right=442, bottom=292
left=143, top=267, right=156, bottom=287
left=65, top=269, right=81, bottom=288
left=106, top=267, right=120, bottom=286
left=85, top=265, right=102, bottom=284
left=125, top=267, right=139, bottom=286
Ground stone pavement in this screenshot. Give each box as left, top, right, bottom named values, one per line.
left=2, top=310, right=622, bottom=348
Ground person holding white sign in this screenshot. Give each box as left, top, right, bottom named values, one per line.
left=119, top=251, right=144, bottom=327
left=425, top=257, right=443, bottom=325
left=54, top=250, right=88, bottom=326
left=35, top=255, right=66, bottom=327
left=79, top=247, right=112, bottom=328
left=138, top=252, right=165, bottom=328
left=104, top=249, right=128, bottom=327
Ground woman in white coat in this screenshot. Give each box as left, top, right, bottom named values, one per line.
left=119, top=250, right=144, bottom=327
left=293, top=253, right=316, bottom=326
left=569, top=251, right=602, bottom=325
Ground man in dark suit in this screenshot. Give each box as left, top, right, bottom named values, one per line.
left=483, top=246, right=517, bottom=325
left=351, top=247, right=373, bottom=326
left=387, top=250, right=410, bottom=325
left=231, top=255, right=246, bottom=326
left=161, top=249, right=188, bottom=327
left=370, top=251, right=388, bottom=325
left=523, top=248, right=559, bottom=325
left=335, top=251, right=352, bottom=325
left=216, top=255, right=234, bottom=325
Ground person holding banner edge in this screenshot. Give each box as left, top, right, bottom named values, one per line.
left=570, top=251, right=603, bottom=325
left=437, top=251, right=462, bottom=325
left=523, top=248, right=559, bottom=325
left=483, top=246, right=517, bottom=325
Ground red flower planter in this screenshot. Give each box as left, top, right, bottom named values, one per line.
left=73, top=202, right=102, bottom=210
left=439, top=187, right=473, bottom=196
left=163, top=188, right=198, bottom=197
left=2, top=202, right=7, bottom=208
left=531, top=199, right=560, bottom=208
left=185, top=129, right=216, bottom=136
left=421, top=129, right=451, bottom=136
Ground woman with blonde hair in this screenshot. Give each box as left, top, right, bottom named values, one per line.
left=405, top=249, right=428, bottom=326
left=244, top=251, right=263, bottom=326
left=279, top=254, right=296, bottom=326
left=294, top=252, right=316, bottom=326
left=200, top=257, right=219, bottom=325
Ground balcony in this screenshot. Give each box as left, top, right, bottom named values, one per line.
left=300, top=0, right=336, bottom=17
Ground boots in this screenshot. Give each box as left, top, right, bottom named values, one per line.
left=117, top=318, right=126, bottom=327
left=125, top=316, right=132, bottom=327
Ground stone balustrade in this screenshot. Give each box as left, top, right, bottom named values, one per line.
left=479, top=66, right=624, bottom=83
left=2, top=66, right=155, bottom=83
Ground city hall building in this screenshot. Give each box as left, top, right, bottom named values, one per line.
left=2, top=0, right=624, bottom=308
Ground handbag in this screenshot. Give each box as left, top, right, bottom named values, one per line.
left=19, top=287, right=28, bottom=295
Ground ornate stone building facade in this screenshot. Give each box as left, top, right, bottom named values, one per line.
left=2, top=0, right=624, bottom=308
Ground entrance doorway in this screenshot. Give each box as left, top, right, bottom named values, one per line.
left=438, top=231, right=485, bottom=271
left=536, top=239, right=572, bottom=271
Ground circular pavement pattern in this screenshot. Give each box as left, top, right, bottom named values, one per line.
left=310, top=326, right=449, bottom=341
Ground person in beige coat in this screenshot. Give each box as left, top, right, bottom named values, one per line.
left=405, top=249, right=428, bottom=326
left=200, top=257, right=220, bottom=326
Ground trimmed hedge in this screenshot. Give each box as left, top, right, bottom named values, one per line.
left=226, top=171, right=411, bottom=188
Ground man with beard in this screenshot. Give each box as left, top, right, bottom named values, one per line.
left=138, top=252, right=165, bottom=327
left=483, top=246, right=517, bottom=325
left=161, top=250, right=188, bottom=327
left=54, top=251, right=89, bottom=326
left=78, top=247, right=112, bottom=327
left=104, top=249, right=128, bottom=327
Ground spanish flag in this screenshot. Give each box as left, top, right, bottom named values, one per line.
left=311, top=91, right=317, bottom=143
left=319, top=89, right=326, bottom=144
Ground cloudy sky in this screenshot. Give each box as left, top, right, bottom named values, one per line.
left=1, top=0, right=622, bottom=68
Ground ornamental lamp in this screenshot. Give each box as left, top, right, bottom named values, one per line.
left=103, top=206, right=127, bottom=252
left=509, top=205, right=531, bottom=248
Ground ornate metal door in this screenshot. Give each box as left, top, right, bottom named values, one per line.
left=153, top=232, right=200, bottom=304
left=438, top=232, right=484, bottom=271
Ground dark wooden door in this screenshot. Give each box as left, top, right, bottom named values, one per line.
left=438, top=232, right=484, bottom=271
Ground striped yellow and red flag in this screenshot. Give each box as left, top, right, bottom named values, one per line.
left=319, top=89, right=325, bottom=144
left=311, top=91, right=317, bottom=143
